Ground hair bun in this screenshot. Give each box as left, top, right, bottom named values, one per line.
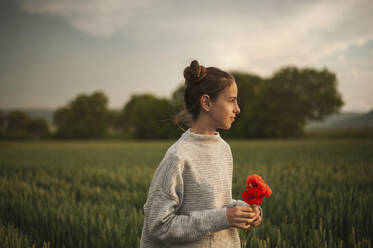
left=183, top=60, right=207, bottom=84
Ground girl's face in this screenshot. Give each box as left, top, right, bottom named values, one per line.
left=208, top=82, right=241, bottom=130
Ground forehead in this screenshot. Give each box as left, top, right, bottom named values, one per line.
left=221, top=82, right=238, bottom=97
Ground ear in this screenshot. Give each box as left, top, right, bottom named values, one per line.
left=200, top=94, right=210, bottom=112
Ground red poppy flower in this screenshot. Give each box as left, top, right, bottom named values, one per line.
left=241, top=174, right=272, bottom=205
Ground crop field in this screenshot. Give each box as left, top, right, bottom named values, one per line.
left=0, top=138, right=372, bottom=248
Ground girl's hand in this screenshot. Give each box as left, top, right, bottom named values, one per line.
left=250, top=205, right=262, bottom=228
left=226, top=206, right=258, bottom=230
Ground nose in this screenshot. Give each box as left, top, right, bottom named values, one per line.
left=234, top=101, right=240, bottom=115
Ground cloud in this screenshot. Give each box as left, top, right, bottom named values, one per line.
left=18, top=0, right=149, bottom=36
left=329, top=47, right=373, bottom=111
left=202, top=0, right=373, bottom=76
left=15, top=0, right=373, bottom=111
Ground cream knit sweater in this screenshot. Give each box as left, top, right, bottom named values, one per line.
left=140, top=128, right=260, bottom=247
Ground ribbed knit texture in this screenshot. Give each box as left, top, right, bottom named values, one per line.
left=140, top=128, right=248, bottom=247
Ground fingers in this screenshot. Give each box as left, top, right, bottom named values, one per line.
left=233, top=223, right=251, bottom=230
left=226, top=206, right=261, bottom=230
left=229, top=213, right=255, bottom=222
left=237, top=211, right=256, bottom=218
left=227, top=207, right=255, bottom=218
left=254, top=206, right=261, bottom=215
left=251, top=215, right=262, bottom=228
left=237, top=206, right=253, bottom=212
left=248, top=215, right=258, bottom=223
left=234, top=215, right=257, bottom=224
left=239, top=208, right=259, bottom=219
left=231, top=217, right=250, bottom=223
left=235, top=206, right=256, bottom=217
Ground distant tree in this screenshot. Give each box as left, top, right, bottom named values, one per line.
left=266, top=67, right=343, bottom=137
left=53, top=107, right=71, bottom=137
left=27, top=118, right=49, bottom=139
left=234, top=66, right=344, bottom=138
left=53, top=91, right=110, bottom=139
left=118, top=94, right=180, bottom=139
left=271, top=67, right=343, bottom=119
left=4, top=110, right=32, bottom=139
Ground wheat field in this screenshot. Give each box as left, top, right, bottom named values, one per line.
left=0, top=138, right=372, bottom=247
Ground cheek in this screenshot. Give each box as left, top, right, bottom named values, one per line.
left=223, top=105, right=233, bottom=116
left=219, top=108, right=232, bottom=120
left=212, top=104, right=231, bottom=121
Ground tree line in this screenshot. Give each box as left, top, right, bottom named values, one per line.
left=0, top=66, right=344, bottom=140
left=0, top=110, right=49, bottom=140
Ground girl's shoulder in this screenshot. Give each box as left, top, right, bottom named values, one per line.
left=152, top=141, right=186, bottom=177
left=220, top=138, right=232, bottom=151
left=164, top=137, right=188, bottom=161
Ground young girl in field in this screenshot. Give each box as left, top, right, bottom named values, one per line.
left=140, top=60, right=262, bottom=247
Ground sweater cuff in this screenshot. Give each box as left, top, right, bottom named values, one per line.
left=233, top=200, right=249, bottom=207
left=200, top=207, right=230, bottom=233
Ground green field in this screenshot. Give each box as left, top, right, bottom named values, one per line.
left=1, top=139, right=372, bottom=248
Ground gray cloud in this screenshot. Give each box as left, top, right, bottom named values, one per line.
left=10, top=0, right=373, bottom=111
left=18, top=0, right=373, bottom=66
left=19, top=0, right=150, bottom=36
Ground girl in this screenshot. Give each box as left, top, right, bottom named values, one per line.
left=140, top=60, right=262, bottom=247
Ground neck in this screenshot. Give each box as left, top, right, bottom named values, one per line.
left=183, top=128, right=221, bottom=143
left=190, top=127, right=217, bottom=135
left=190, top=115, right=217, bottom=135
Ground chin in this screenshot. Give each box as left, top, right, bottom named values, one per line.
left=220, top=124, right=232, bottom=130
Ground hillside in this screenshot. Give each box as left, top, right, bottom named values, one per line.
left=2, top=108, right=373, bottom=131
left=305, top=110, right=373, bottom=130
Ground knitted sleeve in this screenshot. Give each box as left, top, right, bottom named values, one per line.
left=143, top=152, right=230, bottom=243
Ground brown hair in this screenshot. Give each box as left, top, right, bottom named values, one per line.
left=173, top=60, right=235, bottom=131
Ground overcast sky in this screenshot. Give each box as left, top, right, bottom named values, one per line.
left=1, top=0, right=372, bottom=112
